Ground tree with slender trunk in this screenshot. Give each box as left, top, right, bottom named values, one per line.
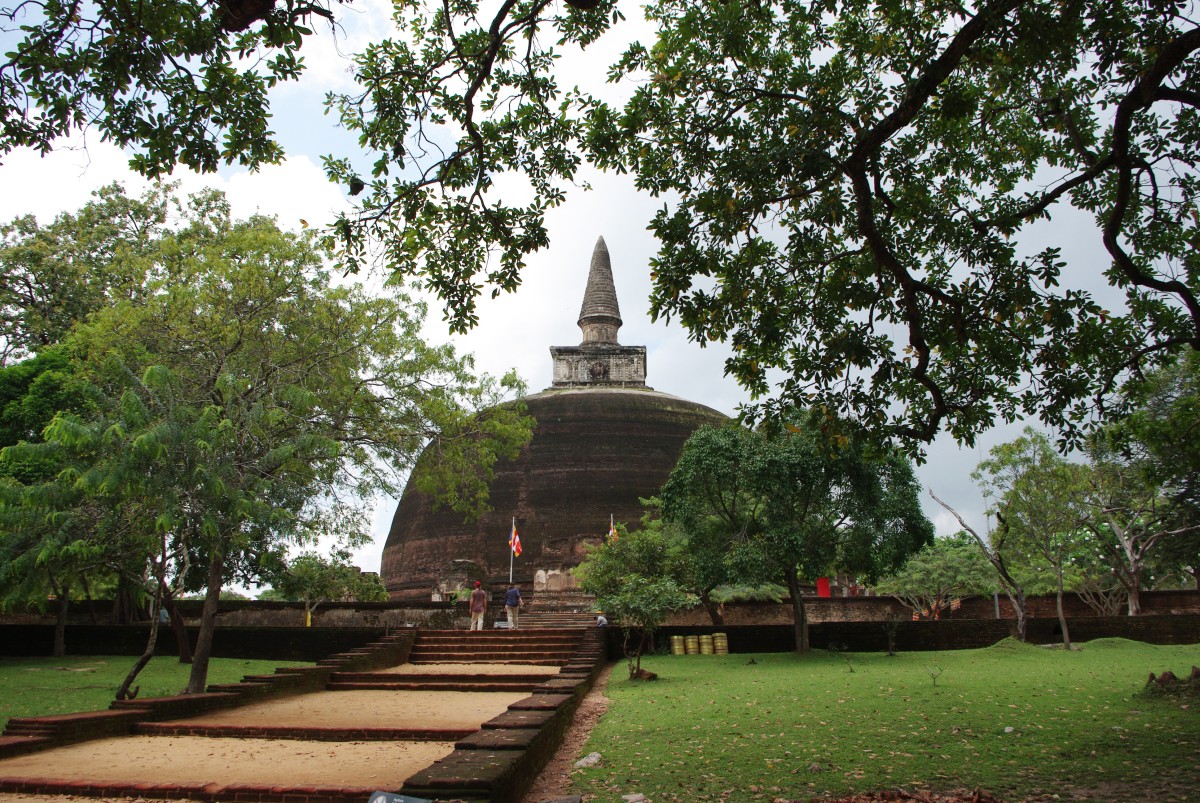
left=1079, top=447, right=1199, bottom=615
left=662, top=422, right=932, bottom=653
left=973, top=428, right=1089, bottom=649
left=930, top=490, right=1030, bottom=642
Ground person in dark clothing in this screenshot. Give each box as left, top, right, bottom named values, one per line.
left=504, top=583, right=522, bottom=629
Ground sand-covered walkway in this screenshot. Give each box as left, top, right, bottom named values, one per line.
left=0, top=673, right=535, bottom=794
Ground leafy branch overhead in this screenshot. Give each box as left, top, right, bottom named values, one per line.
left=7, top=0, right=1200, bottom=452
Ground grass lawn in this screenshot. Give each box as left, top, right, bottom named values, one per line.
left=0, top=655, right=311, bottom=731
left=574, top=638, right=1199, bottom=802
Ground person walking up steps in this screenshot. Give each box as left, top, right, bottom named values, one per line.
left=505, top=583, right=522, bottom=629
left=468, top=581, right=487, bottom=630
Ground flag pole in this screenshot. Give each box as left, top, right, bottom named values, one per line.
left=509, top=517, right=515, bottom=584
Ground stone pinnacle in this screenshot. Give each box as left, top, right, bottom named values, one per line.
left=577, top=236, right=623, bottom=345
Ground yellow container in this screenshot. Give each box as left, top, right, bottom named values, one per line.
left=699, top=634, right=714, bottom=654
left=670, top=635, right=685, bottom=655
left=684, top=635, right=700, bottom=655
left=713, top=632, right=729, bottom=655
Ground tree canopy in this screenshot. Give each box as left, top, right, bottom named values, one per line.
left=873, top=532, right=994, bottom=621
left=576, top=523, right=690, bottom=678
left=660, top=422, right=932, bottom=651
left=973, top=427, right=1089, bottom=646
left=7, top=0, right=1198, bottom=452
left=0, top=185, right=533, bottom=691
left=260, top=550, right=388, bottom=625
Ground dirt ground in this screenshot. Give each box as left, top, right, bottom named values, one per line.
left=0, top=686, right=528, bottom=801
left=0, top=735, right=454, bottom=789
left=159, top=688, right=525, bottom=731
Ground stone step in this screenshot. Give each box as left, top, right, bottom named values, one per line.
left=408, top=647, right=573, bottom=658
left=326, top=680, right=537, bottom=692
left=414, top=634, right=581, bottom=646
left=330, top=672, right=554, bottom=684
left=408, top=655, right=565, bottom=666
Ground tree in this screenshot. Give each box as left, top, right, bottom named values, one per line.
left=0, top=184, right=171, bottom=365
left=262, top=550, right=388, bottom=625
left=637, top=496, right=734, bottom=626
left=1107, top=353, right=1200, bottom=588
left=1079, top=443, right=1198, bottom=615
left=874, top=533, right=993, bottom=622
left=0, top=0, right=331, bottom=176
left=3, top=187, right=533, bottom=694
left=13, top=1, right=1199, bottom=454
left=660, top=422, right=932, bottom=653
left=0, top=349, right=128, bottom=655
left=575, top=524, right=690, bottom=679
left=973, top=427, right=1089, bottom=648
left=929, top=489, right=1032, bottom=642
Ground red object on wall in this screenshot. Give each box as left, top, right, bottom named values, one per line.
left=816, top=577, right=831, bottom=597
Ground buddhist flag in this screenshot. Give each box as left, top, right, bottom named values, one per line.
left=608, top=514, right=618, bottom=543
left=509, top=520, right=522, bottom=557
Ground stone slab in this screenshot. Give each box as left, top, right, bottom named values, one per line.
left=481, top=709, right=557, bottom=730
left=455, top=728, right=541, bottom=751
left=508, top=695, right=573, bottom=711
left=401, top=749, right=520, bottom=791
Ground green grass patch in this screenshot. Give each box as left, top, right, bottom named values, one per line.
left=575, top=638, right=1200, bottom=802
left=0, top=655, right=311, bottom=730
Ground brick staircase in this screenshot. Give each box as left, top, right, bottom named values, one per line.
left=405, top=628, right=584, bottom=665
left=517, top=609, right=599, bottom=628
left=518, top=590, right=599, bottom=629
left=0, top=625, right=610, bottom=803
left=325, top=670, right=556, bottom=693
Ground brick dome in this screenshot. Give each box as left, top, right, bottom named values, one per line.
left=380, top=387, right=727, bottom=600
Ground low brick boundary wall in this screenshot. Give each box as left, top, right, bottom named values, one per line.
left=608, top=614, right=1200, bottom=658
left=0, top=624, right=394, bottom=660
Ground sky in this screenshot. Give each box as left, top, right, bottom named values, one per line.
left=0, top=0, right=1077, bottom=580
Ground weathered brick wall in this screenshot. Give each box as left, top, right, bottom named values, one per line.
left=617, top=614, right=1200, bottom=657
left=0, top=599, right=458, bottom=629
left=664, top=589, right=1200, bottom=626
left=0, top=625, right=391, bottom=661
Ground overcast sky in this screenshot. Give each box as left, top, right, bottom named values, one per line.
left=0, top=1, right=1077, bottom=578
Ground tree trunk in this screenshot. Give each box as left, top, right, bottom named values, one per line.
left=784, top=566, right=809, bottom=653
left=162, top=587, right=193, bottom=664
left=1127, top=582, right=1142, bottom=615
left=184, top=554, right=224, bottom=694
left=1006, top=583, right=1028, bottom=642
left=52, top=584, right=69, bottom=658
left=1055, top=570, right=1071, bottom=650
left=700, top=591, right=724, bottom=626
left=117, top=596, right=164, bottom=700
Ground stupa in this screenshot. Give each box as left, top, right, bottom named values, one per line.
left=380, top=237, right=727, bottom=600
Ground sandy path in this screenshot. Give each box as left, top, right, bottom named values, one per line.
left=0, top=688, right=528, bottom=799
left=167, top=689, right=525, bottom=730
left=0, top=736, right=453, bottom=788
left=0, top=663, right=588, bottom=802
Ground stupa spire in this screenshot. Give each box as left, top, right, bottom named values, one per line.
left=577, top=236, right=623, bottom=345
left=549, top=236, right=646, bottom=388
